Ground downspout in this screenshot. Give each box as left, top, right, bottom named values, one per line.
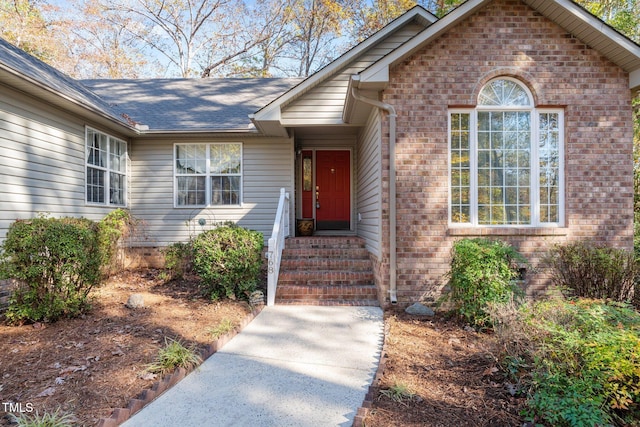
left=351, top=87, right=398, bottom=304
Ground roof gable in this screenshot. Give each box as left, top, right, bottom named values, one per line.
left=357, top=0, right=640, bottom=91
left=528, top=0, right=640, bottom=89
left=251, top=6, right=437, bottom=135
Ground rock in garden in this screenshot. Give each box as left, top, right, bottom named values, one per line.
left=405, top=302, right=435, bottom=317
left=249, top=290, right=265, bottom=306
left=36, top=387, right=56, bottom=397
left=125, top=294, right=145, bottom=309
left=32, top=322, right=45, bottom=330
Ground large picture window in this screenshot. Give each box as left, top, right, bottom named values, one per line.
left=174, top=143, right=242, bottom=207
left=449, top=78, right=563, bottom=226
left=86, top=128, right=127, bottom=206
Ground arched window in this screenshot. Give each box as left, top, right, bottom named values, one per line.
left=478, top=78, right=532, bottom=106
left=449, top=78, right=563, bottom=226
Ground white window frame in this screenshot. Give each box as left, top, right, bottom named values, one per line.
left=85, top=127, right=127, bottom=207
left=448, top=79, right=564, bottom=227
left=173, top=142, right=243, bottom=208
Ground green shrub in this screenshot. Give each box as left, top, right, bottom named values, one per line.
left=527, top=368, right=609, bottom=427
left=546, top=241, right=637, bottom=302
left=0, top=217, right=102, bottom=324
left=491, top=299, right=640, bottom=426
left=97, top=209, right=137, bottom=278
left=443, top=238, right=526, bottom=327
left=531, top=300, right=640, bottom=425
left=191, top=224, right=264, bottom=300
left=635, top=211, right=640, bottom=261
left=163, top=241, right=193, bottom=280
left=634, top=211, right=640, bottom=309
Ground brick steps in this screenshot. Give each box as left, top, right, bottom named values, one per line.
left=283, top=237, right=368, bottom=250
left=280, top=259, right=372, bottom=271
left=275, top=237, right=378, bottom=306
left=276, top=284, right=378, bottom=303
left=278, top=270, right=374, bottom=285
left=281, top=249, right=370, bottom=260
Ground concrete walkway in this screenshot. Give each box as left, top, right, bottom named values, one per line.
left=122, top=305, right=384, bottom=427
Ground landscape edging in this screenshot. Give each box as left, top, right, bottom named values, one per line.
left=351, top=314, right=390, bottom=427
left=95, top=305, right=264, bottom=427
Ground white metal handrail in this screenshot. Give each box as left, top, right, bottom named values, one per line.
left=266, top=188, right=290, bottom=306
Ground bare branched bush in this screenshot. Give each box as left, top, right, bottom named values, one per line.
left=545, top=242, right=637, bottom=302
left=487, top=299, right=537, bottom=360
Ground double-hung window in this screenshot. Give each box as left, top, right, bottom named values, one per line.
left=86, top=128, right=127, bottom=206
left=174, top=143, right=242, bottom=207
left=449, top=78, right=563, bottom=226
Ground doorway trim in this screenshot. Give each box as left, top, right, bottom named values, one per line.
left=298, top=148, right=354, bottom=233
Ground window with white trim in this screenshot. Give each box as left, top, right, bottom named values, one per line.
left=174, top=143, right=242, bottom=207
left=449, top=78, right=563, bottom=226
left=86, top=128, right=127, bottom=206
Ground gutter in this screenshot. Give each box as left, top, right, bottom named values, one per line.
left=134, top=128, right=262, bottom=136
left=350, top=84, right=398, bottom=304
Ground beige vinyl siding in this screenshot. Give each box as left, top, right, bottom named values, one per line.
left=356, top=110, right=382, bottom=257
left=0, top=87, right=118, bottom=242
left=129, top=136, right=294, bottom=246
left=281, top=24, right=425, bottom=125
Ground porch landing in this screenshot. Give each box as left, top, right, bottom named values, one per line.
left=275, top=236, right=379, bottom=306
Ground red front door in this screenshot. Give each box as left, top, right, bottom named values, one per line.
left=315, top=150, right=350, bottom=230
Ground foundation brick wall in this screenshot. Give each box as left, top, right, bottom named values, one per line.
left=377, top=0, right=635, bottom=305
left=123, top=246, right=166, bottom=269
left=0, top=279, right=18, bottom=315
left=369, top=252, right=389, bottom=306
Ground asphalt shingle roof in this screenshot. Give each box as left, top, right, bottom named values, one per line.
left=81, top=78, right=301, bottom=132
left=1, top=37, right=300, bottom=133
left=0, top=38, right=129, bottom=126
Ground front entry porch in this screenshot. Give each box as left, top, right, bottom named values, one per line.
left=275, top=236, right=378, bottom=306
left=267, top=128, right=379, bottom=306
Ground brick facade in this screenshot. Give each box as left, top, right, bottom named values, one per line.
left=376, top=0, right=635, bottom=305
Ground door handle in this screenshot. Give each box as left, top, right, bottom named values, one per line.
left=316, top=186, right=320, bottom=209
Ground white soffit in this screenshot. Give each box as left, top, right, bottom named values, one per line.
left=631, top=70, right=640, bottom=91
left=525, top=0, right=640, bottom=76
